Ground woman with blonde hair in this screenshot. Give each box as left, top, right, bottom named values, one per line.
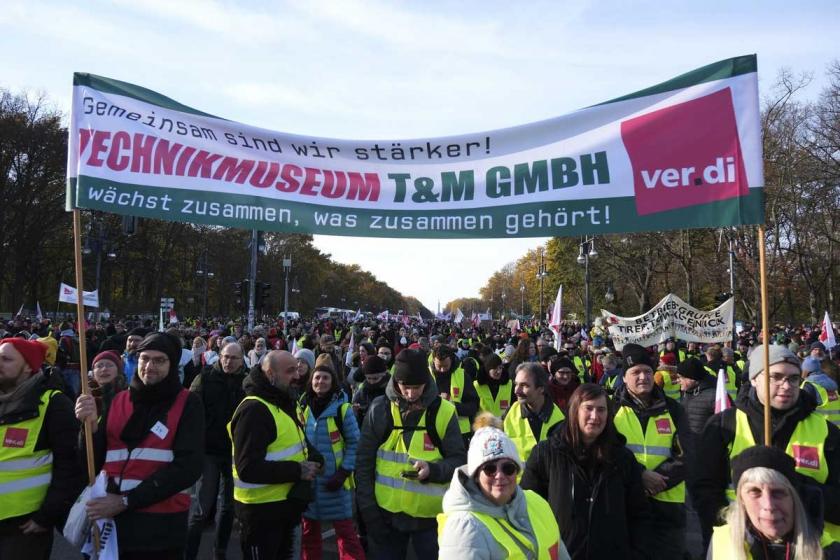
left=709, top=445, right=824, bottom=559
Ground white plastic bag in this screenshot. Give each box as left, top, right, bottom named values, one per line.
left=62, top=483, right=93, bottom=547
left=81, top=471, right=119, bottom=559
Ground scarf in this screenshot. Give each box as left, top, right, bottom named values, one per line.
left=0, top=371, right=44, bottom=418
left=120, top=369, right=183, bottom=449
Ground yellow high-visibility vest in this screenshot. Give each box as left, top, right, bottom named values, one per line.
left=503, top=400, right=565, bottom=466
left=474, top=380, right=513, bottom=418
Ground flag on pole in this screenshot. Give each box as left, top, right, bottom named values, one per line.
left=820, top=311, right=837, bottom=350
left=354, top=309, right=363, bottom=322
left=453, top=308, right=464, bottom=323
left=169, top=308, right=178, bottom=324
left=15, top=303, right=24, bottom=318
left=290, top=337, right=299, bottom=357
left=549, top=285, right=564, bottom=350
left=345, top=330, right=355, bottom=367
left=715, top=368, right=732, bottom=413
left=35, top=301, right=43, bottom=322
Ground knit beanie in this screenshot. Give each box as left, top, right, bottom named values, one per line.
left=92, top=350, right=124, bottom=378
left=621, top=343, right=656, bottom=372
left=659, top=354, right=677, bottom=366
left=0, top=338, right=47, bottom=372
left=538, top=346, right=558, bottom=362
left=467, top=426, right=522, bottom=477
left=393, top=348, right=430, bottom=385
left=747, top=344, right=801, bottom=380
left=362, top=355, right=388, bottom=376
left=37, top=336, right=58, bottom=366
left=676, top=357, right=706, bottom=381
left=296, top=348, right=316, bottom=370
left=731, top=445, right=797, bottom=489
left=135, top=332, right=182, bottom=372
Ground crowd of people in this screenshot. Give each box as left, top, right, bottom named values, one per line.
left=0, top=311, right=839, bottom=559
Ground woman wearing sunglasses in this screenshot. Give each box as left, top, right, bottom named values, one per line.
left=520, top=383, right=652, bottom=559
left=438, top=413, right=571, bottom=559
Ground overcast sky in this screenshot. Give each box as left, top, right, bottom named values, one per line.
left=2, top=0, right=837, bottom=312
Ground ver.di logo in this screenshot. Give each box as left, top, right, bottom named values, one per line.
left=621, top=88, right=749, bottom=216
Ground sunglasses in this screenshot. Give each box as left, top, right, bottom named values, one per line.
left=481, top=460, right=518, bottom=477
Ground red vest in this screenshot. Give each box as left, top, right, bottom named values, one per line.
left=103, top=388, right=191, bottom=514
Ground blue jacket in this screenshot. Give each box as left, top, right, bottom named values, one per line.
left=303, top=392, right=360, bottom=521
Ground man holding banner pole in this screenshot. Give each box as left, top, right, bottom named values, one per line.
left=694, top=344, right=840, bottom=550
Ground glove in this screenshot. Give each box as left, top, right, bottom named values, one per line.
left=324, top=468, right=351, bottom=491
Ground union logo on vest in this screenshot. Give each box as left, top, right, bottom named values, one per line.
left=655, top=419, right=672, bottom=435
left=3, top=427, right=27, bottom=448
left=792, top=445, right=820, bottom=470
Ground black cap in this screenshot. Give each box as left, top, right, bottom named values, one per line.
left=731, top=445, right=797, bottom=489
left=622, top=343, right=656, bottom=372
left=676, top=357, right=707, bottom=381
left=538, top=346, right=558, bottom=362
left=393, top=348, right=430, bottom=385
left=362, top=355, right=388, bottom=376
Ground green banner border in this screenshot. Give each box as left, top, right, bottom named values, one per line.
left=74, top=175, right=764, bottom=239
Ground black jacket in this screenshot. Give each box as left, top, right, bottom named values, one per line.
left=350, top=374, right=389, bottom=426
left=84, top=374, right=205, bottom=552
left=189, top=362, right=247, bottom=456
left=680, top=372, right=717, bottom=465
left=520, top=423, right=651, bottom=560
left=434, top=356, right=479, bottom=426
left=694, top=388, right=840, bottom=547
left=0, top=373, right=84, bottom=533
left=230, top=365, right=323, bottom=522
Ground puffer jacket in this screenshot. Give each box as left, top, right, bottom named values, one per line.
left=302, top=391, right=359, bottom=521
left=681, top=372, right=717, bottom=464
left=520, top=423, right=651, bottom=559
left=439, top=466, right=571, bottom=560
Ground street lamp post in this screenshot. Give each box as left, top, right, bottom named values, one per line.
left=82, top=215, right=116, bottom=320
left=520, top=284, right=525, bottom=317
left=537, top=249, right=548, bottom=324
left=196, top=249, right=214, bottom=320
left=576, top=237, right=598, bottom=328
left=501, top=292, right=507, bottom=320
left=282, top=256, right=292, bottom=334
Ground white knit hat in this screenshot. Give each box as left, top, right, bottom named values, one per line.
left=467, top=427, right=522, bottom=477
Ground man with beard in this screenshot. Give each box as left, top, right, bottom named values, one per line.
left=431, top=346, right=479, bottom=445
left=0, top=339, right=83, bottom=557
left=185, top=343, right=248, bottom=560
left=356, top=348, right=465, bottom=558
left=612, top=344, right=688, bottom=560
left=229, top=351, right=323, bottom=559
left=75, top=332, right=205, bottom=559
left=121, top=327, right=147, bottom=385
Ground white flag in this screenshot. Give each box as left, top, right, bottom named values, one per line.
left=820, top=311, right=837, bottom=350
left=35, top=301, right=43, bottom=321
left=715, top=368, right=731, bottom=413
left=16, top=303, right=24, bottom=318
left=549, top=285, right=563, bottom=350
left=169, top=308, right=178, bottom=324
left=290, top=337, right=299, bottom=357
left=453, top=308, right=464, bottom=323
left=345, top=330, right=355, bottom=367
left=58, top=283, right=100, bottom=307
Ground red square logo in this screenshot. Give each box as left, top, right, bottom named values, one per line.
left=423, top=433, right=435, bottom=451
left=329, top=430, right=341, bottom=444
left=621, top=88, right=749, bottom=216
left=549, top=542, right=559, bottom=560
left=829, top=391, right=838, bottom=402
left=792, top=445, right=820, bottom=470
left=3, top=427, right=28, bottom=448
left=655, top=419, right=672, bottom=435
left=500, top=400, right=509, bottom=409
left=452, top=387, right=460, bottom=397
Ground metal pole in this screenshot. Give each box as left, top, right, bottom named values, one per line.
left=584, top=251, right=591, bottom=328
left=283, top=256, right=290, bottom=336
left=248, top=229, right=258, bottom=331
left=729, top=236, right=736, bottom=346
left=94, top=238, right=102, bottom=322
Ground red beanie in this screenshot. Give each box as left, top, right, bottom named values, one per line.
left=660, top=354, right=677, bottom=366
left=1, top=338, right=47, bottom=372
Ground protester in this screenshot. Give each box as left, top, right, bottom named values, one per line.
left=75, top=331, right=205, bottom=559
left=0, top=338, right=83, bottom=558
left=694, top=344, right=840, bottom=550
left=473, top=352, right=513, bottom=417
left=229, top=350, right=324, bottom=560
left=431, top=345, right=480, bottom=444
left=185, top=342, right=248, bottom=560
left=547, top=355, right=580, bottom=412
left=800, top=356, right=840, bottom=427
left=708, top=445, right=824, bottom=559
left=439, top=413, right=570, bottom=559
left=521, top=383, right=651, bottom=559
left=350, top=355, right=390, bottom=426
left=300, top=363, right=364, bottom=560
left=355, top=348, right=466, bottom=559
left=89, top=350, right=126, bottom=419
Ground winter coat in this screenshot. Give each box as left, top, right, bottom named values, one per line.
left=439, top=466, right=571, bottom=560
left=680, top=372, right=717, bottom=468
left=351, top=375, right=389, bottom=426
left=302, top=391, right=360, bottom=521
left=0, top=372, right=84, bottom=532
left=189, top=362, right=247, bottom=457
left=355, top=375, right=467, bottom=533
left=694, top=388, right=840, bottom=547
left=520, top=423, right=652, bottom=559
left=230, top=365, right=324, bottom=523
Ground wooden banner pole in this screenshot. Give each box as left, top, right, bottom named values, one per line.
left=72, top=209, right=101, bottom=555
left=757, top=225, right=771, bottom=446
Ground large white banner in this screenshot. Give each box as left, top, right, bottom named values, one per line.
left=602, top=294, right=733, bottom=351
left=67, top=56, right=763, bottom=238
left=58, top=283, right=100, bottom=308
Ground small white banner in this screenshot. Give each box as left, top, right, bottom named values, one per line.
left=58, top=282, right=100, bottom=307
left=602, top=293, right=733, bottom=351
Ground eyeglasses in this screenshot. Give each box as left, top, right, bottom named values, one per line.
left=481, top=460, right=518, bottom=477
left=138, top=355, right=169, bottom=367
left=767, top=373, right=802, bottom=386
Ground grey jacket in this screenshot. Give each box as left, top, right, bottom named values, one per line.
left=355, top=375, right=467, bottom=532
left=439, top=466, right=571, bottom=560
